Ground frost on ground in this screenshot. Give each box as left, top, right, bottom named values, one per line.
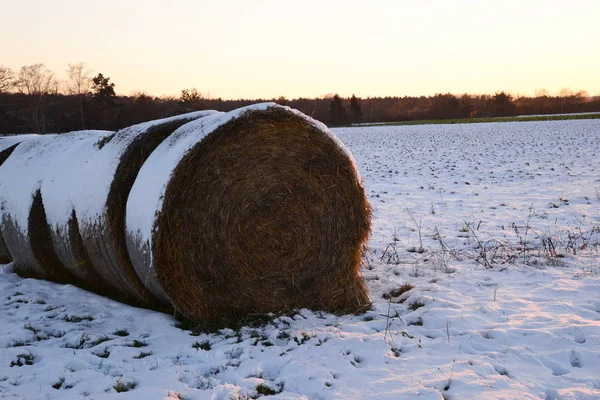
left=1, top=119, right=600, bottom=399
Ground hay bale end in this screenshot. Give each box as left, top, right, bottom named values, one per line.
left=126, top=103, right=371, bottom=321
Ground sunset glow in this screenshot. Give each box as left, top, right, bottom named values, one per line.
left=2, top=0, right=599, bottom=99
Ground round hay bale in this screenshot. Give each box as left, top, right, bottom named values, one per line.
left=39, top=131, right=116, bottom=292
left=72, top=111, right=218, bottom=303
left=126, top=103, right=371, bottom=321
left=0, top=132, right=111, bottom=279
left=0, top=135, right=38, bottom=264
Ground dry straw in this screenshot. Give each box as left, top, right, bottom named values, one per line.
left=127, top=104, right=372, bottom=321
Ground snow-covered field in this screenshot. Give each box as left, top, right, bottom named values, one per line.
left=1, top=119, right=600, bottom=399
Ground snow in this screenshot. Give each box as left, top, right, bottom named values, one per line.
left=39, top=133, right=112, bottom=233
left=0, top=132, right=111, bottom=237
left=1, top=118, right=600, bottom=399
left=0, top=135, right=39, bottom=153
left=68, top=111, right=218, bottom=231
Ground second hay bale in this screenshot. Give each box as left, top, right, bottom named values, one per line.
left=71, top=111, right=218, bottom=303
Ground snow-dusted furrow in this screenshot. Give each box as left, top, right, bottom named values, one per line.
left=1, top=119, right=599, bottom=399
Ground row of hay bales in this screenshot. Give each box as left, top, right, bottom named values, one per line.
left=0, top=103, right=371, bottom=321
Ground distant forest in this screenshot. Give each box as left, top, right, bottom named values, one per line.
left=1, top=63, right=599, bottom=133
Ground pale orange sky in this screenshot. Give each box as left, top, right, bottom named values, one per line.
left=2, top=0, right=599, bottom=99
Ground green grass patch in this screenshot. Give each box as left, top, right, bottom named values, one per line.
left=113, top=329, right=129, bottom=337
left=10, top=352, right=34, bottom=367
left=113, top=378, right=137, bottom=393
left=356, top=113, right=600, bottom=127
left=192, top=341, right=211, bottom=351
left=133, top=351, right=153, bottom=359
left=125, top=339, right=148, bottom=348
left=63, top=315, right=94, bottom=323
left=93, top=348, right=110, bottom=359
left=175, top=312, right=282, bottom=334
left=52, top=377, right=65, bottom=390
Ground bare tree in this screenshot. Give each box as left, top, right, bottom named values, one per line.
left=66, top=62, right=93, bottom=129
left=0, top=65, right=15, bottom=92
left=16, top=63, right=56, bottom=133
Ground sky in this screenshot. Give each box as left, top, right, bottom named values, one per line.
left=2, top=0, right=599, bottom=99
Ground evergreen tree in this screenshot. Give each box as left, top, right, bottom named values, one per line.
left=329, top=94, right=347, bottom=126
left=349, top=94, right=362, bottom=124
left=429, top=93, right=461, bottom=119
left=180, top=88, right=202, bottom=103
left=92, top=73, right=116, bottom=100
left=90, top=73, right=117, bottom=129
left=180, top=88, right=206, bottom=110
left=493, top=91, right=515, bottom=117
left=276, top=96, right=288, bottom=106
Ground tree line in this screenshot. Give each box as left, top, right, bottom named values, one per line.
left=1, top=63, right=599, bottom=133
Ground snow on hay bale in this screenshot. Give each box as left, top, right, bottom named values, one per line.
left=40, top=132, right=116, bottom=293
left=0, top=135, right=38, bottom=264
left=0, top=132, right=112, bottom=280
left=126, top=103, right=371, bottom=320
left=70, top=111, right=219, bottom=303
